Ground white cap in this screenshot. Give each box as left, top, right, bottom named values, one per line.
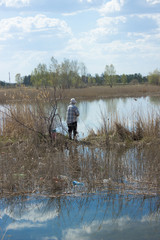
left=70, top=98, right=76, bottom=104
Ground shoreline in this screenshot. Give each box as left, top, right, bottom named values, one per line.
left=0, top=84, right=160, bottom=104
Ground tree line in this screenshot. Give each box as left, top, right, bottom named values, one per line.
left=13, top=57, right=160, bottom=88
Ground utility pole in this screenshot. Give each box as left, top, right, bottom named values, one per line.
left=9, top=72, right=10, bottom=83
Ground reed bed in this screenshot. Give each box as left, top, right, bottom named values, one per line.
left=64, top=84, right=160, bottom=99
left=89, top=108, right=160, bottom=145
left=0, top=84, right=160, bottom=104
left=0, top=87, right=63, bottom=104
left=0, top=88, right=159, bottom=199
left=0, top=88, right=66, bottom=145
left=0, top=138, right=160, bottom=199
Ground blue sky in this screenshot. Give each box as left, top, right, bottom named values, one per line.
left=0, top=0, right=160, bottom=82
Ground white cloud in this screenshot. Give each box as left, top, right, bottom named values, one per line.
left=64, top=15, right=126, bottom=53
left=79, top=0, right=93, bottom=2
left=146, top=0, right=160, bottom=4
left=62, top=7, right=95, bottom=17
left=56, top=10, right=160, bottom=75
left=63, top=213, right=160, bottom=240
left=135, top=13, right=160, bottom=30
left=0, top=0, right=30, bottom=7
left=141, top=212, right=160, bottom=222
left=97, top=15, right=126, bottom=27
left=3, top=202, right=58, bottom=223
left=99, top=0, right=125, bottom=15
left=0, top=15, right=72, bottom=40
left=43, top=237, right=58, bottom=240
left=7, top=222, right=43, bottom=230
left=63, top=216, right=131, bottom=240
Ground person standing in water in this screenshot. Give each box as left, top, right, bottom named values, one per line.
left=66, top=98, right=79, bottom=140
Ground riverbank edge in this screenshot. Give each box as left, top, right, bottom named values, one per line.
left=0, top=133, right=159, bottom=153
left=0, top=84, right=160, bottom=104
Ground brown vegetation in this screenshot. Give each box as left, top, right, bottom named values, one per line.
left=0, top=137, right=160, bottom=199
left=0, top=86, right=159, bottom=199
left=85, top=109, right=160, bottom=148
left=0, top=84, right=160, bottom=104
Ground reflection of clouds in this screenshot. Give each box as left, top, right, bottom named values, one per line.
left=141, top=212, right=160, bottom=222
left=7, top=222, right=43, bottom=230
left=63, top=216, right=131, bottom=240
left=63, top=214, right=160, bottom=240
left=3, top=202, right=58, bottom=223
left=43, top=237, right=58, bottom=240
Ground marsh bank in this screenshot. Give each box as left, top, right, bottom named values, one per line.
left=0, top=85, right=160, bottom=240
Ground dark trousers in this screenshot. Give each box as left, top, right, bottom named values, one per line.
left=68, top=122, right=77, bottom=138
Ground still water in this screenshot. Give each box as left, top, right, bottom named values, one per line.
left=58, top=96, right=160, bottom=138
left=0, top=96, right=160, bottom=240
left=1, top=194, right=160, bottom=240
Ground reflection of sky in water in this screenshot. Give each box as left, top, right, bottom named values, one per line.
left=59, top=96, right=160, bottom=138
left=0, top=195, right=160, bottom=240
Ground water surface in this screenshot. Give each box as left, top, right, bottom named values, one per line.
left=58, top=96, right=160, bottom=138
left=1, top=194, right=160, bottom=240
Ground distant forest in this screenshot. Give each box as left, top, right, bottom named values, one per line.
left=0, top=57, right=159, bottom=87
left=20, top=72, right=148, bottom=87
left=0, top=73, right=147, bottom=87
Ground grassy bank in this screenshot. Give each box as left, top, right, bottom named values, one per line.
left=0, top=84, right=160, bottom=103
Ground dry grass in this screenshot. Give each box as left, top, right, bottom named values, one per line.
left=0, top=87, right=64, bottom=104
left=64, top=84, right=160, bottom=99
left=87, top=110, right=160, bottom=146
left=0, top=88, right=66, bottom=143
left=0, top=86, right=159, bottom=199
left=0, top=138, right=160, bottom=199
left=0, top=84, right=160, bottom=104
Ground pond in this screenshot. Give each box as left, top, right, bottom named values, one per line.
left=58, top=96, right=160, bottom=138
left=0, top=96, right=160, bottom=240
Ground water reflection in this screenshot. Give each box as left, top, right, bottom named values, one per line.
left=0, top=140, right=160, bottom=239
left=1, top=194, right=160, bottom=240
left=57, top=96, right=160, bottom=138
left=0, top=94, right=160, bottom=239
left=0, top=96, right=160, bottom=138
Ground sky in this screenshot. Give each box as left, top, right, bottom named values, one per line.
left=0, top=0, right=160, bottom=83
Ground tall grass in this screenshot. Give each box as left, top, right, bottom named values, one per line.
left=0, top=89, right=65, bottom=144
left=93, top=109, right=160, bottom=144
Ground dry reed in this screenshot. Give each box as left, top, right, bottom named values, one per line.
left=89, top=109, right=160, bottom=146
left=0, top=84, right=160, bottom=104
left=0, top=139, right=160, bottom=199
